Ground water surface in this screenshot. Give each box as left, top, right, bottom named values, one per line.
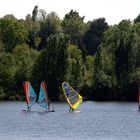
left=0, top=101, right=140, bottom=140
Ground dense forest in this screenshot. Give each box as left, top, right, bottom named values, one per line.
left=0, top=6, right=140, bottom=101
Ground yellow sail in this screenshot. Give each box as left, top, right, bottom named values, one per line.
left=62, top=82, right=83, bottom=110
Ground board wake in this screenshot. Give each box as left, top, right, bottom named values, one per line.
left=63, top=110, right=81, bottom=114
left=70, top=110, right=81, bottom=114
left=22, top=109, right=55, bottom=113
left=73, top=110, right=80, bottom=113
left=22, top=109, right=37, bottom=112
left=45, top=110, right=55, bottom=113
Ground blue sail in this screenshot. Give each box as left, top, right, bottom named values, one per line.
left=38, top=81, right=49, bottom=110
left=23, top=81, right=37, bottom=109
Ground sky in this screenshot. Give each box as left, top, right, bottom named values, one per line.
left=0, top=0, right=139, bottom=25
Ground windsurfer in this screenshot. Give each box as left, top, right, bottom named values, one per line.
left=27, top=104, right=31, bottom=111
left=138, top=105, right=140, bottom=111
left=69, top=106, right=74, bottom=113
left=62, top=82, right=83, bottom=113
left=48, top=100, right=50, bottom=111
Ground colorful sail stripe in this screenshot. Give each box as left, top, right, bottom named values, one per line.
left=23, top=81, right=37, bottom=109
left=38, top=81, right=49, bottom=110
left=42, top=81, right=49, bottom=102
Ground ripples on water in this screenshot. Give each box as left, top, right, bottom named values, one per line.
left=0, top=101, right=140, bottom=140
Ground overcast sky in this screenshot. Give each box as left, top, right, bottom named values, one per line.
left=0, top=0, right=139, bottom=25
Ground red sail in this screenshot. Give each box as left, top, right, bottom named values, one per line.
left=23, top=81, right=37, bottom=109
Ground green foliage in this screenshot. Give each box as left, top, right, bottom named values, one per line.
left=32, top=6, right=38, bottom=22
left=94, top=45, right=116, bottom=87
left=0, top=15, right=28, bottom=52
left=0, top=7, right=140, bottom=101
left=114, top=21, right=133, bottom=85
left=84, top=55, right=94, bottom=87
left=0, top=40, right=5, bottom=53
left=83, top=18, right=109, bottom=55
left=93, top=20, right=140, bottom=100
left=9, top=94, right=22, bottom=101
left=127, top=23, right=140, bottom=96
left=32, top=34, right=69, bottom=100
left=39, top=12, right=62, bottom=50
left=79, top=55, right=95, bottom=100
left=64, top=45, right=84, bottom=90
left=64, top=10, right=84, bottom=20
left=0, top=53, right=16, bottom=99
left=25, top=14, right=40, bottom=50
left=134, top=14, right=140, bottom=23
left=0, top=86, right=5, bottom=100
left=46, top=12, right=62, bottom=35
left=62, top=9, right=86, bottom=46
left=13, top=44, right=39, bottom=79
left=132, top=23, right=140, bottom=69
left=13, top=44, right=39, bottom=97
left=93, top=45, right=117, bottom=100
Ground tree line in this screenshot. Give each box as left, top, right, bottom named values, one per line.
left=0, top=5, right=140, bottom=101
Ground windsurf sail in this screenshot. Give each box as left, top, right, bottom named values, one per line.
left=23, top=81, right=37, bottom=109
left=62, top=82, right=83, bottom=110
left=38, top=81, right=50, bottom=110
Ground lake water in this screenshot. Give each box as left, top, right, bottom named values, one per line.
left=0, top=101, right=140, bottom=140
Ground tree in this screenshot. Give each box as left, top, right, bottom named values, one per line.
left=32, top=34, right=69, bottom=100
left=25, top=13, right=40, bottom=50
left=38, top=9, right=47, bottom=21
left=0, top=53, right=16, bottom=99
left=84, top=55, right=94, bottom=87
left=64, top=45, right=84, bottom=90
left=112, top=20, right=133, bottom=99
left=134, top=14, right=140, bottom=23
left=0, top=15, right=28, bottom=52
left=32, top=5, right=38, bottom=22
left=79, top=55, right=94, bottom=100
left=62, top=10, right=86, bottom=46
left=39, top=12, right=62, bottom=50
left=94, top=44, right=116, bottom=100
left=83, top=18, right=108, bottom=55
left=13, top=44, right=39, bottom=98
left=127, top=23, right=140, bottom=100
left=0, top=40, right=5, bottom=53
left=93, top=20, right=139, bottom=101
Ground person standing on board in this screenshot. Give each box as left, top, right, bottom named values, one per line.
left=27, top=105, right=31, bottom=111
left=69, top=106, right=74, bottom=113
left=48, top=100, right=51, bottom=111
left=138, top=106, right=140, bottom=111
left=26, top=96, right=33, bottom=111
left=27, top=102, right=31, bottom=111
